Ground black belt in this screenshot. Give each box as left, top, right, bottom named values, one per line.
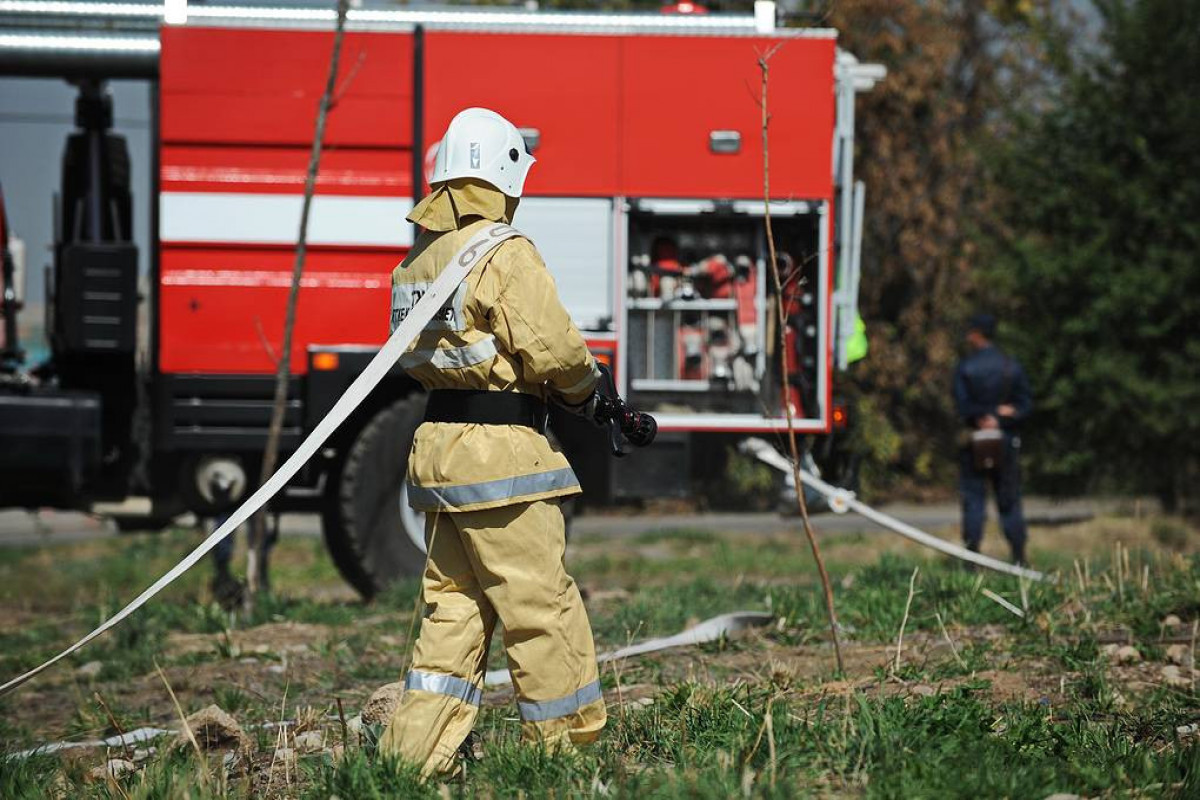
left=424, top=390, right=547, bottom=429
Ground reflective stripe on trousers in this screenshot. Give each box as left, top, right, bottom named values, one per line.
left=408, top=467, right=579, bottom=510
left=518, top=679, right=603, bottom=723
left=405, top=669, right=483, bottom=706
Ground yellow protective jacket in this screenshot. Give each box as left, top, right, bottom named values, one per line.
left=392, top=180, right=599, bottom=513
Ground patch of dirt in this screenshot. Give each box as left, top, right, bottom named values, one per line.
left=167, top=621, right=332, bottom=659
left=598, top=627, right=1069, bottom=711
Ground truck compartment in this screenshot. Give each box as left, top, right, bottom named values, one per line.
left=625, top=200, right=825, bottom=423
left=423, top=32, right=622, bottom=197
left=620, top=36, right=836, bottom=199
left=160, top=28, right=415, bottom=149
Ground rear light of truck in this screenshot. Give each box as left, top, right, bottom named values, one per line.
left=312, top=352, right=339, bottom=371
left=832, top=403, right=848, bottom=429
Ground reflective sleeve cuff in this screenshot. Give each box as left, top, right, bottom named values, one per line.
left=556, top=362, right=600, bottom=404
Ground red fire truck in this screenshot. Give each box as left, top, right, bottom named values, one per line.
left=0, top=3, right=881, bottom=596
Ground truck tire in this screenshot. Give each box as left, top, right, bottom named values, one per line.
left=322, top=395, right=427, bottom=599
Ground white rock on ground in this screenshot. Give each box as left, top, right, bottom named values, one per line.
left=88, top=758, right=137, bottom=781
left=1165, top=644, right=1193, bottom=667
left=361, top=682, right=405, bottom=725
left=293, top=730, right=324, bottom=753
left=1161, top=665, right=1194, bottom=689
left=272, top=747, right=298, bottom=768
left=181, top=704, right=251, bottom=752
left=75, top=661, right=103, bottom=680
left=1104, top=644, right=1142, bottom=665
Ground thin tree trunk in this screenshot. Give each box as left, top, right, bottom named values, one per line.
left=758, top=45, right=844, bottom=672
left=246, top=0, right=350, bottom=606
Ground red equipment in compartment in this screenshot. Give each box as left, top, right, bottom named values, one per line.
left=650, top=237, right=684, bottom=298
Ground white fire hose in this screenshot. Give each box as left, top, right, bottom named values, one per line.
left=738, top=438, right=1047, bottom=582
left=0, top=223, right=524, bottom=696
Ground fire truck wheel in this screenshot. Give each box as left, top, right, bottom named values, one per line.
left=323, top=395, right=427, bottom=599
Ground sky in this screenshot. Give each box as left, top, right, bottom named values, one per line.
left=0, top=77, right=154, bottom=319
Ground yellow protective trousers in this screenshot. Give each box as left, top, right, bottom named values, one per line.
left=380, top=499, right=606, bottom=775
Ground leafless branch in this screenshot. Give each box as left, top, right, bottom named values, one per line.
left=246, top=0, right=351, bottom=606
left=156, top=660, right=212, bottom=789
left=329, top=49, right=367, bottom=112
left=893, top=567, right=919, bottom=674
left=253, top=316, right=280, bottom=369
left=94, top=691, right=134, bottom=762
left=935, top=611, right=967, bottom=670
left=759, top=43, right=844, bottom=673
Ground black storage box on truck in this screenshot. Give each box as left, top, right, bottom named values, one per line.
left=0, top=392, right=101, bottom=507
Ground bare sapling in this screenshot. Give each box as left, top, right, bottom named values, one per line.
left=247, top=0, right=351, bottom=606
left=893, top=567, right=919, bottom=675
left=758, top=44, right=844, bottom=672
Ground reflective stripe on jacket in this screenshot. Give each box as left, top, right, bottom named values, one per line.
left=393, top=217, right=598, bottom=513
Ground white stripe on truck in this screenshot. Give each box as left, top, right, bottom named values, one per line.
left=160, top=192, right=414, bottom=247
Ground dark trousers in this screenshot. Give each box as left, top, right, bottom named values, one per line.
left=959, top=436, right=1028, bottom=562
left=211, top=513, right=278, bottom=573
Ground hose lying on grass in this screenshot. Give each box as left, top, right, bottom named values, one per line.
left=483, top=611, right=775, bottom=687
left=738, top=438, right=1048, bottom=583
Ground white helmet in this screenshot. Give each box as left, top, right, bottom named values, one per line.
left=429, top=107, right=536, bottom=198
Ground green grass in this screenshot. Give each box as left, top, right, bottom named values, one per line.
left=592, top=577, right=771, bottom=644
left=292, top=680, right=1200, bottom=799
left=574, top=536, right=823, bottom=585
left=2, top=515, right=1198, bottom=797
left=7, top=681, right=1198, bottom=798
left=0, top=748, right=247, bottom=800
left=632, top=527, right=720, bottom=546
left=0, top=530, right=410, bottom=684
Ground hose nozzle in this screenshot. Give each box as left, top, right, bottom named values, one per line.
left=594, top=364, right=657, bottom=456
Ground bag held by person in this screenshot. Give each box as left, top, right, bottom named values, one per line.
left=970, top=428, right=1005, bottom=471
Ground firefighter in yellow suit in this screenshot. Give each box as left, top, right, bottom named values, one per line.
left=379, top=108, right=606, bottom=775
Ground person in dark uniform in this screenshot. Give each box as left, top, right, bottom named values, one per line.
left=954, top=313, right=1033, bottom=565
